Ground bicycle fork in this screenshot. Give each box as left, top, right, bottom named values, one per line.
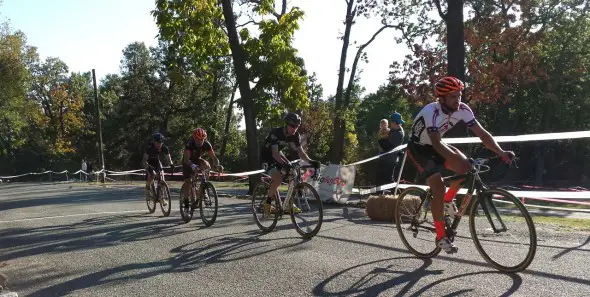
left=477, top=193, right=509, bottom=233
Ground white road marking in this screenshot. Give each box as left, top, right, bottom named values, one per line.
left=0, top=210, right=146, bottom=223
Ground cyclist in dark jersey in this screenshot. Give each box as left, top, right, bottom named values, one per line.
left=260, top=112, right=320, bottom=215
left=142, top=132, right=173, bottom=205
left=181, top=128, right=223, bottom=201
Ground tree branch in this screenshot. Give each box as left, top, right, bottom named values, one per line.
left=247, top=0, right=282, bottom=20
left=343, top=24, right=394, bottom=107
left=281, top=0, right=287, bottom=16
left=236, top=20, right=256, bottom=28
left=433, top=0, right=448, bottom=21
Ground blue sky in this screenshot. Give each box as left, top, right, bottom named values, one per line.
left=1, top=0, right=410, bottom=98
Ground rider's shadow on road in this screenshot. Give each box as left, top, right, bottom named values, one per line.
left=313, top=257, right=523, bottom=297
left=167, top=228, right=312, bottom=272
left=24, top=229, right=311, bottom=297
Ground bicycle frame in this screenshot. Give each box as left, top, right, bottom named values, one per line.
left=262, top=162, right=320, bottom=212
left=188, top=167, right=211, bottom=200
left=439, top=158, right=509, bottom=237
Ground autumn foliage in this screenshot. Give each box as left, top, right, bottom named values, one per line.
left=391, top=0, right=549, bottom=105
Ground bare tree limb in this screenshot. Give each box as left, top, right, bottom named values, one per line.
left=237, top=20, right=256, bottom=28
left=433, top=0, right=448, bottom=21
left=343, top=24, right=395, bottom=107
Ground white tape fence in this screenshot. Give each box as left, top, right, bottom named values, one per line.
left=0, top=130, right=589, bottom=214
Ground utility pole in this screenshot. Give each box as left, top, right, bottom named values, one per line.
left=92, top=69, right=106, bottom=183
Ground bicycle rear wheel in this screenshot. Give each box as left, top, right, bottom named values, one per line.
left=159, top=182, right=171, bottom=217
left=469, top=188, right=537, bottom=272
left=251, top=181, right=280, bottom=233
left=289, top=182, right=323, bottom=238
left=394, top=187, right=441, bottom=258
left=199, top=181, right=218, bottom=227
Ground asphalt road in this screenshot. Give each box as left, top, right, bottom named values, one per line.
left=0, top=182, right=588, bottom=297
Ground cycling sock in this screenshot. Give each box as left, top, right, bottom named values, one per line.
left=434, top=220, right=446, bottom=240
left=444, top=187, right=459, bottom=203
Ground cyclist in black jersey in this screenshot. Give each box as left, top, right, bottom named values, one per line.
left=142, top=132, right=173, bottom=205
left=260, top=112, right=321, bottom=215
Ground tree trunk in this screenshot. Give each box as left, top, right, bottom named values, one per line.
left=221, top=0, right=260, bottom=194
left=220, top=82, right=238, bottom=162
left=446, top=0, right=465, bottom=80
left=330, top=0, right=355, bottom=164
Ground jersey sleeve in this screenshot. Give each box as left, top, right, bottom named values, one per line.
left=267, top=129, right=280, bottom=147
left=459, top=103, right=477, bottom=127
left=184, top=140, right=193, bottom=151
left=425, top=104, right=440, bottom=133
left=290, top=132, right=301, bottom=148
left=203, top=141, right=214, bottom=153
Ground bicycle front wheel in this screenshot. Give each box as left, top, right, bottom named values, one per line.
left=469, top=188, right=537, bottom=273
left=159, top=182, right=171, bottom=217
left=394, top=187, right=441, bottom=258
left=199, top=181, right=219, bottom=227
left=289, top=182, right=323, bottom=238
left=251, top=181, right=279, bottom=233
left=179, top=183, right=194, bottom=223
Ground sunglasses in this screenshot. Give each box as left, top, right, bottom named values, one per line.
left=288, top=124, right=300, bottom=129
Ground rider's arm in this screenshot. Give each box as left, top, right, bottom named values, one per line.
left=428, top=131, right=460, bottom=160
left=271, top=144, right=290, bottom=164
left=292, top=143, right=312, bottom=163
left=141, top=153, right=149, bottom=169
left=183, top=149, right=193, bottom=167
left=207, top=150, right=221, bottom=166
left=469, top=122, right=505, bottom=155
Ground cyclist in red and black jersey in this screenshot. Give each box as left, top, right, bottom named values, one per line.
left=181, top=128, right=223, bottom=200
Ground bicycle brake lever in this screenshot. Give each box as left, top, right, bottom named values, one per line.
left=511, top=157, right=520, bottom=169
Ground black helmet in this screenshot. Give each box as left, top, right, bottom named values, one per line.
left=284, top=112, right=302, bottom=126
left=152, top=132, right=165, bottom=142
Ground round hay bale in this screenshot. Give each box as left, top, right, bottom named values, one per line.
left=365, top=194, right=424, bottom=223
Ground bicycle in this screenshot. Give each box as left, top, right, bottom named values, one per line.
left=179, top=166, right=219, bottom=226
left=251, top=161, right=323, bottom=238
left=394, top=155, right=537, bottom=273
left=145, top=165, right=172, bottom=217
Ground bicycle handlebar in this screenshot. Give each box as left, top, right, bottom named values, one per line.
left=469, top=155, right=519, bottom=173
left=290, top=161, right=322, bottom=180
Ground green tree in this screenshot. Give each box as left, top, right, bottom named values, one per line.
left=0, top=24, right=41, bottom=173
left=154, top=0, right=309, bottom=191
left=27, top=57, right=86, bottom=167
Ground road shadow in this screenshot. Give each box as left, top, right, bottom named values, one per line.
left=316, top=234, right=590, bottom=288
left=24, top=229, right=310, bottom=297
left=313, top=257, right=524, bottom=296
left=0, top=205, right=249, bottom=263
left=551, top=234, right=590, bottom=260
